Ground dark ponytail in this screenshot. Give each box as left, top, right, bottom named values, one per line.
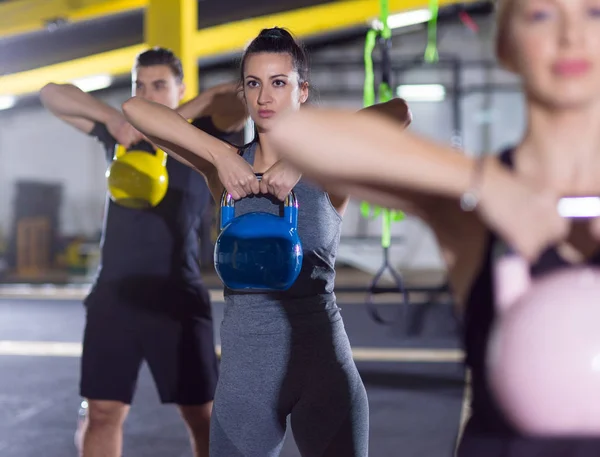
left=240, top=27, right=309, bottom=86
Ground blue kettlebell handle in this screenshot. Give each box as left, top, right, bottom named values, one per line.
left=219, top=173, right=298, bottom=230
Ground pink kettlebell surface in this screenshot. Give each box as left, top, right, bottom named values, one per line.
left=488, top=267, right=600, bottom=436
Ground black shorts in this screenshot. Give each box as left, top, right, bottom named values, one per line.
left=80, top=287, right=219, bottom=405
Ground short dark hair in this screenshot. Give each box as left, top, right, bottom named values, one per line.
left=134, top=47, right=184, bottom=82
left=240, top=27, right=309, bottom=86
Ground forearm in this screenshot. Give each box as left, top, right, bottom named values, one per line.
left=176, top=82, right=242, bottom=120
left=145, top=133, right=208, bottom=174
left=122, top=97, right=237, bottom=172
left=176, top=91, right=215, bottom=121
left=179, top=84, right=247, bottom=133
left=40, top=83, right=120, bottom=124
left=360, top=98, right=412, bottom=126
left=323, top=178, right=432, bottom=220
left=271, top=108, right=481, bottom=202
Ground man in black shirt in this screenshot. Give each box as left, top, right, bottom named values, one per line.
left=40, top=48, right=246, bottom=457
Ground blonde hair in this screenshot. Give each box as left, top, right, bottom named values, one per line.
left=495, top=0, right=513, bottom=66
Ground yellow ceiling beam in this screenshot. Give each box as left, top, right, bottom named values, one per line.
left=1, top=45, right=147, bottom=96
left=0, top=0, right=477, bottom=97
left=193, top=0, right=474, bottom=57
left=0, top=0, right=147, bottom=39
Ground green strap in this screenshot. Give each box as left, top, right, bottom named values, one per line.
left=360, top=0, right=406, bottom=248
left=361, top=202, right=405, bottom=248
left=380, top=0, right=391, bottom=40
left=378, top=82, right=393, bottom=104
left=363, top=29, right=378, bottom=108
left=424, top=0, right=439, bottom=62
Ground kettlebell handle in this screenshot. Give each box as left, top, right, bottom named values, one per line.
left=220, top=173, right=298, bottom=209
left=493, top=196, right=600, bottom=313
left=219, top=173, right=299, bottom=230
left=114, top=144, right=168, bottom=166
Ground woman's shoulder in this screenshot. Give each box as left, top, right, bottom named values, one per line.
left=237, top=140, right=257, bottom=157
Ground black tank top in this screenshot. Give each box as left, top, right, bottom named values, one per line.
left=84, top=117, right=242, bottom=316
left=459, top=148, right=600, bottom=455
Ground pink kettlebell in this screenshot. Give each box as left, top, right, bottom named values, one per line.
left=487, top=197, right=600, bottom=436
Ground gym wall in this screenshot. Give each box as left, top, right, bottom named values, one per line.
left=0, top=14, right=525, bottom=272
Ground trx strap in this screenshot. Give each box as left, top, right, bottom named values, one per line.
left=424, top=0, right=440, bottom=63
left=360, top=0, right=409, bottom=325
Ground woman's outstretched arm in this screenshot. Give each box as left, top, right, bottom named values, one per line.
left=271, top=107, right=484, bottom=203
left=122, top=96, right=259, bottom=199
left=270, top=107, right=569, bottom=263
left=122, top=96, right=235, bottom=174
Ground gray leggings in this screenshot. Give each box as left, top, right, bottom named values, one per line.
left=209, top=318, right=369, bottom=457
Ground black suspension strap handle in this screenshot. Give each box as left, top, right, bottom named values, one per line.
left=365, top=244, right=410, bottom=325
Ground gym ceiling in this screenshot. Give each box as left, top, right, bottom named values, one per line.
left=0, top=0, right=493, bottom=100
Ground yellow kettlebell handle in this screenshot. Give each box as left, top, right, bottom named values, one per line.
left=112, top=116, right=192, bottom=162
left=114, top=144, right=168, bottom=166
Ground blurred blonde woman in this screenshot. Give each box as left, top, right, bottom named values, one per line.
left=269, top=0, right=600, bottom=455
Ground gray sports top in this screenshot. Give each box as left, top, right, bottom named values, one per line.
left=221, top=141, right=343, bottom=334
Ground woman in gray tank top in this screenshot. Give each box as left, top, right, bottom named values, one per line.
left=123, top=27, right=379, bottom=457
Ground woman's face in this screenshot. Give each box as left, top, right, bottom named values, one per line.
left=505, top=0, right=600, bottom=109
left=243, top=52, right=309, bottom=132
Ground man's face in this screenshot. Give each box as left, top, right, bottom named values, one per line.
left=132, top=64, right=185, bottom=109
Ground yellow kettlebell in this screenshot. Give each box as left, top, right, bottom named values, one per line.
left=105, top=144, right=169, bottom=209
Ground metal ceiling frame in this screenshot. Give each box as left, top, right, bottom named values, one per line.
left=0, top=0, right=147, bottom=40
left=0, top=0, right=479, bottom=98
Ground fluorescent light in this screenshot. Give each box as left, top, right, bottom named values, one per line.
left=389, top=9, right=432, bottom=28
left=372, top=9, right=432, bottom=30
left=397, top=84, right=446, bottom=102
left=71, top=74, right=113, bottom=93
left=0, top=95, right=16, bottom=111
left=558, top=197, right=600, bottom=218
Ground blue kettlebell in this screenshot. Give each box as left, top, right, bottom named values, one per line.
left=214, top=174, right=303, bottom=291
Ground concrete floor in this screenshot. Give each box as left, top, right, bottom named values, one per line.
left=0, top=278, right=466, bottom=457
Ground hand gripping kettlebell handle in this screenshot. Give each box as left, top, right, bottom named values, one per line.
left=493, top=195, right=600, bottom=314
left=219, top=173, right=299, bottom=230
left=113, top=144, right=168, bottom=166
left=492, top=240, right=532, bottom=314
